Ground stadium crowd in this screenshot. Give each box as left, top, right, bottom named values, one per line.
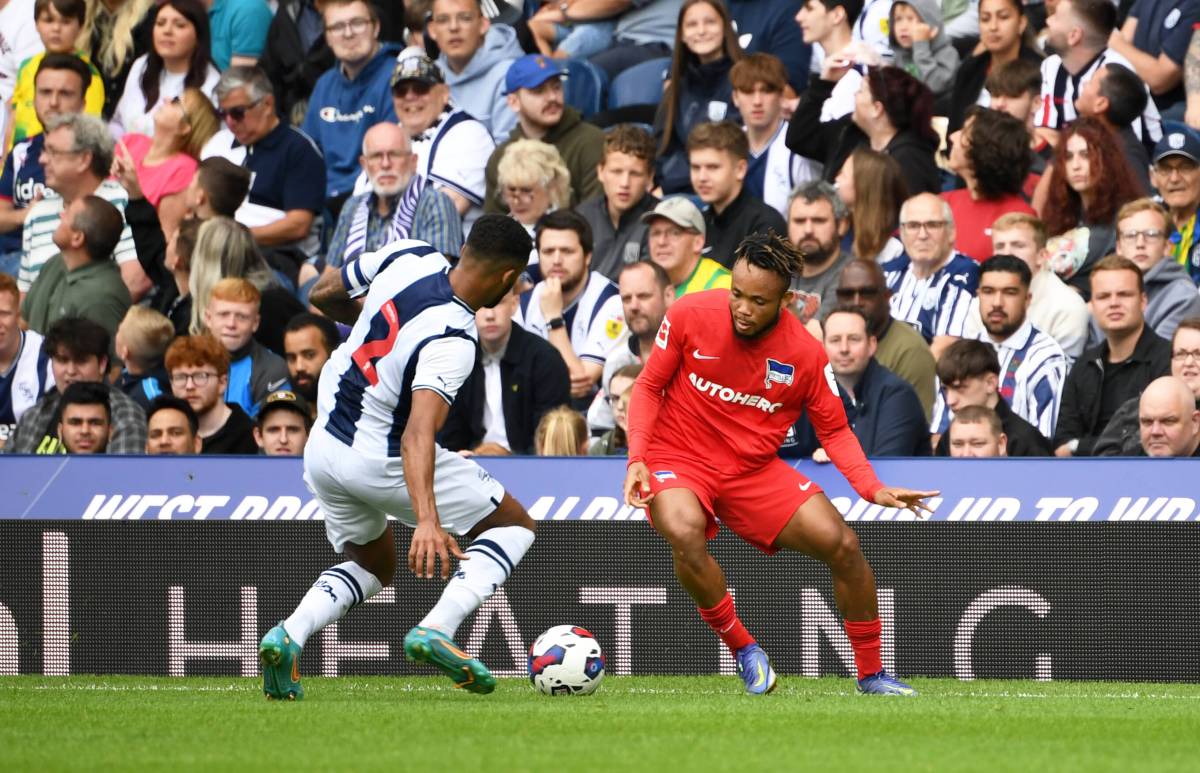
left=2, top=0, right=1200, bottom=461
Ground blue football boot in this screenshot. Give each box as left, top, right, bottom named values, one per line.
left=734, top=643, right=777, bottom=695
left=857, top=670, right=917, bottom=696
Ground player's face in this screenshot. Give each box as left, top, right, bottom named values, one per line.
left=823, top=312, right=876, bottom=380
left=949, top=422, right=1006, bottom=457
left=33, top=68, right=86, bottom=126
left=944, top=375, right=996, bottom=413
left=1139, top=393, right=1200, bottom=458
left=538, top=228, right=590, bottom=296
left=597, top=151, right=652, bottom=215
left=254, top=410, right=309, bottom=456
left=732, top=83, right=783, bottom=133
left=1171, top=328, right=1200, bottom=398
left=689, top=148, right=745, bottom=209
left=51, top=349, right=106, bottom=392
left=899, top=194, right=954, bottom=266
left=1115, top=209, right=1170, bottom=273
left=729, top=260, right=792, bottom=338
left=0, top=290, right=19, bottom=355
left=795, top=0, right=833, bottom=44
left=204, top=298, right=259, bottom=353
left=977, top=270, right=1029, bottom=339
left=648, top=219, right=704, bottom=280
left=991, top=226, right=1044, bottom=272
left=475, top=288, right=518, bottom=349
left=787, top=197, right=841, bottom=266
left=171, top=364, right=227, bottom=415
left=618, top=263, right=671, bottom=339
left=146, top=408, right=200, bottom=455
left=1089, top=269, right=1146, bottom=336
left=58, top=403, right=111, bottom=454
left=284, top=326, right=332, bottom=402
left=393, top=81, right=449, bottom=137
left=1151, top=156, right=1200, bottom=213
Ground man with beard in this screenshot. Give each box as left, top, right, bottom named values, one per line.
left=325, top=122, right=463, bottom=269
left=643, top=197, right=731, bottom=298
left=1151, top=130, right=1200, bottom=282
left=514, top=210, right=625, bottom=402
left=283, top=313, right=341, bottom=419
left=787, top=181, right=852, bottom=325
left=165, top=334, right=258, bottom=455
left=145, top=395, right=203, bottom=455
left=932, top=255, right=1069, bottom=440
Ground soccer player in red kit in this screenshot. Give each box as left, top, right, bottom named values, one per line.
left=623, top=232, right=937, bottom=696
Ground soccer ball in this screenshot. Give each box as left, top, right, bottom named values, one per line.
left=527, top=625, right=605, bottom=696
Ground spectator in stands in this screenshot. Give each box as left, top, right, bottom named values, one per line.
left=883, top=193, right=979, bottom=358
left=302, top=0, right=401, bottom=212
left=794, top=0, right=862, bottom=122
left=325, top=123, right=463, bottom=270
left=781, top=306, right=930, bottom=459
left=1041, top=117, right=1142, bottom=297
left=643, top=196, right=730, bottom=296
left=653, top=0, right=744, bottom=196
left=527, top=0, right=616, bottom=61
left=984, top=58, right=1052, bottom=178
left=887, top=0, right=959, bottom=98
left=184, top=157, right=251, bottom=222
left=534, top=404, right=589, bottom=455
left=1150, top=129, right=1200, bottom=283
left=205, top=0, right=272, bottom=71
left=202, top=278, right=291, bottom=419
left=1138, top=375, right=1200, bottom=457
left=440, top=284, right=570, bottom=454
left=55, top=381, right=113, bottom=454
left=188, top=216, right=305, bottom=355
left=1108, top=1, right=1197, bottom=119
left=427, top=0, right=523, bottom=143
left=587, top=0, right=681, bottom=80
left=4, top=317, right=147, bottom=454
left=110, top=0, right=220, bottom=138
left=388, top=47, right=495, bottom=231
left=515, top=210, right=625, bottom=402
left=23, top=195, right=131, bottom=339
left=946, top=404, right=1008, bottom=458
left=152, top=217, right=200, bottom=336
left=1, top=55, right=90, bottom=280
left=589, top=363, right=641, bottom=456
left=731, top=53, right=817, bottom=219
left=576, top=124, right=659, bottom=281
left=1072, top=63, right=1154, bottom=194
left=9, top=0, right=104, bottom=148
left=165, top=333, right=257, bottom=454
left=947, top=0, right=1041, bottom=134
left=145, top=394, right=202, bottom=454
left=283, top=313, right=341, bottom=415
left=834, top=147, right=906, bottom=264
left=113, top=306, right=174, bottom=411
left=933, top=338, right=1052, bottom=456
left=689, top=121, right=786, bottom=267
left=81, top=0, right=154, bottom=120
left=0, top=274, right=53, bottom=449
left=202, top=66, right=327, bottom=260
left=836, top=258, right=936, bottom=420
left=788, top=181, right=852, bottom=324
left=943, top=108, right=1036, bottom=263
left=495, top=140, right=571, bottom=263
left=1054, top=256, right=1172, bottom=456
left=484, top=55, right=604, bottom=215
left=1095, top=319, right=1200, bottom=456
left=1110, top=199, right=1200, bottom=344
left=254, top=389, right=311, bottom=456
left=21, top=113, right=148, bottom=300
left=789, top=64, right=940, bottom=198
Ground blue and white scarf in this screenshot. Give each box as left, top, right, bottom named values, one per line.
left=344, top=174, right=426, bottom=261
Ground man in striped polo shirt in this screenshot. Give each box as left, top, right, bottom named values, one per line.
left=643, top=196, right=731, bottom=299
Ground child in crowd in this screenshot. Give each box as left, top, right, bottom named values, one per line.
left=114, top=306, right=175, bottom=411
left=887, top=0, right=959, bottom=97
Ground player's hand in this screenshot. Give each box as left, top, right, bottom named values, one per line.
left=408, top=521, right=467, bottom=580
left=623, top=461, right=654, bottom=508
left=873, top=486, right=939, bottom=518
left=812, top=447, right=830, bottom=464
left=539, top=276, right=565, bottom=321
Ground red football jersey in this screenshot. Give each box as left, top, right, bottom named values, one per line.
left=627, top=290, right=884, bottom=501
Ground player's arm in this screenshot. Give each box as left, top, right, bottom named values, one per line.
left=310, top=246, right=405, bottom=323
left=623, top=308, right=684, bottom=507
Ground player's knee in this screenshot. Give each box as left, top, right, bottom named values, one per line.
left=828, top=527, right=862, bottom=569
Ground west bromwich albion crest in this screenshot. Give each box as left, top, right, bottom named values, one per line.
left=764, top=358, right=794, bottom=389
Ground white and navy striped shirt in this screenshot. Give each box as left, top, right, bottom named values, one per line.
left=515, top=271, right=627, bottom=366
left=932, top=319, right=1069, bottom=437
left=883, top=251, right=980, bottom=342
left=317, top=241, right=478, bottom=457
left=0, top=329, right=54, bottom=445
left=19, top=180, right=137, bottom=292
left=1035, top=48, right=1162, bottom=146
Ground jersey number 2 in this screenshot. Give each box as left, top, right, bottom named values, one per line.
left=351, top=299, right=401, bottom=387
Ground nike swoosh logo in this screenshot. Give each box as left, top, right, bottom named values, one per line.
left=799, top=481, right=812, bottom=491
left=692, top=349, right=719, bottom=360
left=754, top=663, right=766, bottom=688
left=267, top=378, right=288, bottom=391
left=290, top=654, right=301, bottom=683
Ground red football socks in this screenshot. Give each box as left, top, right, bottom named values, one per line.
left=844, top=617, right=883, bottom=680
left=698, top=592, right=755, bottom=653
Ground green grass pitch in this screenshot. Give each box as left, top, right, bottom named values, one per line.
left=2, top=676, right=1199, bottom=772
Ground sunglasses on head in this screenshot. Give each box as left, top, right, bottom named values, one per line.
left=217, top=98, right=263, bottom=122
left=393, top=80, right=433, bottom=98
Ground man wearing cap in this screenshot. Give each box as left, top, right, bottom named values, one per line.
left=325, top=122, right=463, bottom=268
left=254, top=390, right=312, bottom=456
left=483, top=54, right=605, bottom=216
left=643, top=196, right=731, bottom=297
left=1150, top=128, right=1200, bottom=283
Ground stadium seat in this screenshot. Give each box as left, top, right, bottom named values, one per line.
left=608, top=57, right=670, bottom=111
left=563, top=58, right=609, bottom=120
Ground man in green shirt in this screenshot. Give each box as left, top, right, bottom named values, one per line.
left=22, top=195, right=130, bottom=340
left=641, top=196, right=732, bottom=298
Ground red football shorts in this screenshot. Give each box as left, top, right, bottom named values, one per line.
left=644, top=454, right=824, bottom=554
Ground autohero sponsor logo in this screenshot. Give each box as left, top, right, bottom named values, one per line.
left=688, top=372, right=783, bottom=413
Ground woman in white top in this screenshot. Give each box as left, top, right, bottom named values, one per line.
left=110, top=0, right=218, bottom=139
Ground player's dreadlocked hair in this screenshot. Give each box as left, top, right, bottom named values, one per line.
left=732, top=231, right=802, bottom=292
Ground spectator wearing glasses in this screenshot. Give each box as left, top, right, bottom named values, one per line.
left=165, top=333, right=257, bottom=454
left=145, top=394, right=203, bottom=454
left=1138, top=376, right=1200, bottom=458
left=1149, top=129, right=1200, bottom=283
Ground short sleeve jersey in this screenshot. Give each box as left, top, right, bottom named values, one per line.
left=515, top=271, right=627, bottom=366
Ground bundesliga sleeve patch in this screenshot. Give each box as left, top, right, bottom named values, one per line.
left=655, top=318, right=671, bottom=350
left=823, top=362, right=838, bottom=396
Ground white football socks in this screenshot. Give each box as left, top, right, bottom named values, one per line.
left=283, top=560, right=383, bottom=648
left=418, top=525, right=535, bottom=639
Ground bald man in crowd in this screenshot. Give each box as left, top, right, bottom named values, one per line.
left=1139, top=376, right=1200, bottom=458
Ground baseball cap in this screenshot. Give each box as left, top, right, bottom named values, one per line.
left=391, top=46, right=444, bottom=89
left=257, top=390, right=311, bottom=427
left=1152, top=126, right=1200, bottom=165
left=640, top=196, right=706, bottom=237
left=504, top=54, right=566, bottom=95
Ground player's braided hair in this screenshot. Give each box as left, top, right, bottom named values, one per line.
left=732, top=230, right=803, bottom=290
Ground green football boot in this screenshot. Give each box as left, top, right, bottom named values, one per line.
left=403, top=626, right=496, bottom=694
left=259, top=622, right=304, bottom=701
